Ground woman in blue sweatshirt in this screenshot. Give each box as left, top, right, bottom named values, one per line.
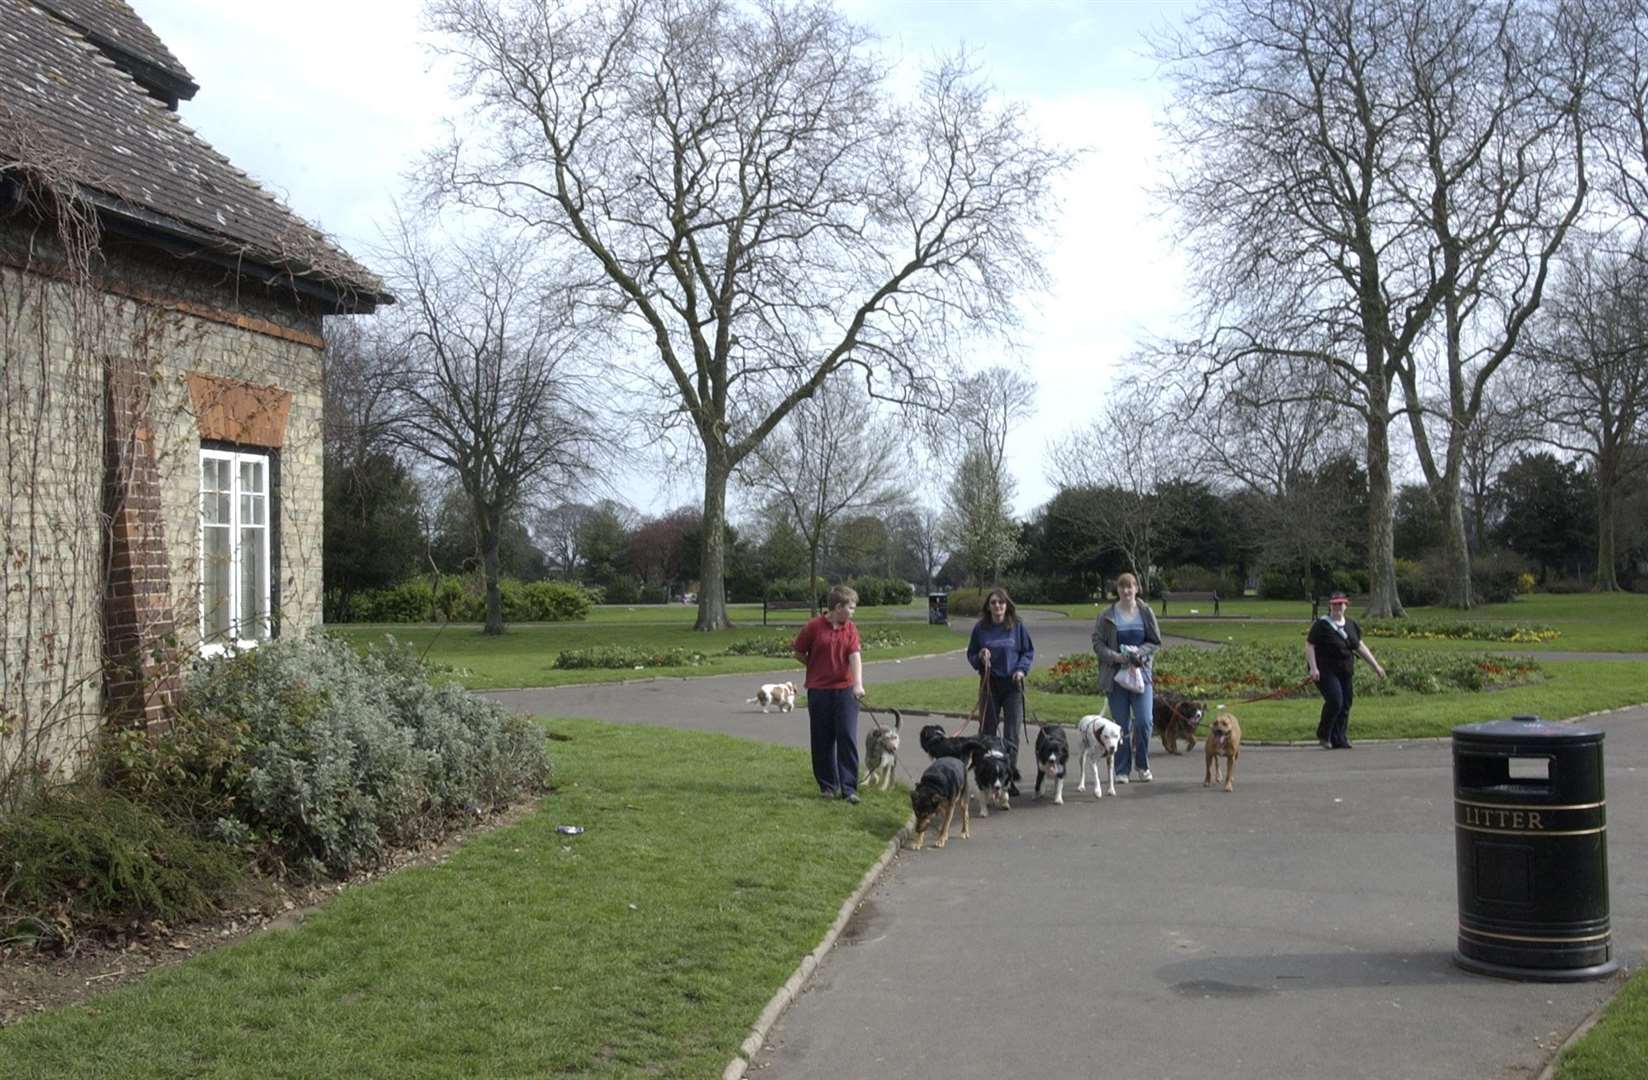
left=966, top=587, right=1035, bottom=796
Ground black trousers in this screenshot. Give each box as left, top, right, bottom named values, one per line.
left=807, top=687, right=859, bottom=795
left=982, top=676, right=1024, bottom=780
left=1316, top=668, right=1355, bottom=747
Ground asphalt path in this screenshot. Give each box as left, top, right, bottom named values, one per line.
left=485, top=610, right=1647, bottom=1080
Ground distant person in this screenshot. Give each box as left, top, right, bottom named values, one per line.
left=1091, top=572, right=1162, bottom=783
left=1305, top=591, right=1387, bottom=749
left=967, top=587, right=1035, bottom=797
left=793, top=585, right=866, bottom=802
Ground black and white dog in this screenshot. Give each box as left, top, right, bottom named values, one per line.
left=1076, top=713, right=1123, bottom=798
left=1034, top=725, right=1070, bottom=805
left=969, top=735, right=1014, bottom=817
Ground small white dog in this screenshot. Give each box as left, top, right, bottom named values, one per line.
left=747, top=681, right=797, bottom=713
left=1076, top=713, right=1123, bottom=798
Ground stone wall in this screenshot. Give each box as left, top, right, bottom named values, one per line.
left=0, top=232, right=328, bottom=780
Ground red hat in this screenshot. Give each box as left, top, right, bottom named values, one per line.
left=1328, top=592, right=1350, bottom=604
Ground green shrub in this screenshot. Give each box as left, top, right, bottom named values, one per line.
left=945, top=588, right=987, bottom=619
left=351, top=578, right=436, bottom=622
left=765, top=577, right=826, bottom=604
left=1471, top=549, right=1530, bottom=604
left=555, top=645, right=712, bottom=669
left=0, top=784, right=245, bottom=948
left=846, top=576, right=915, bottom=606
left=1031, top=645, right=1543, bottom=700
left=1544, top=576, right=1595, bottom=594
left=858, top=627, right=909, bottom=651
left=724, top=635, right=797, bottom=658
left=181, top=635, right=552, bottom=876
left=501, top=579, right=593, bottom=622
left=1363, top=618, right=1559, bottom=644
left=602, top=575, right=644, bottom=604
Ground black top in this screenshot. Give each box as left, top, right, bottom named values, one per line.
left=1307, top=616, right=1362, bottom=675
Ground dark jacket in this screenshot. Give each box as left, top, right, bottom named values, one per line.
left=967, top=617, right=1035, bottom=680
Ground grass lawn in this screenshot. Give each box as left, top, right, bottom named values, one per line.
left=328, top=617, right=958, bottom=691
left=866, top=659, right=1648, bottom=741
left=1554, top=967, right=1648, bottom=1079
left=0, top=719, right=907, bottom=1079
left=1163, top=591, right=1648, bottom=653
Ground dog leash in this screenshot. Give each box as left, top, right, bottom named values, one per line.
left=1222, top=675, right=1314, bottom=707
left=949, top=665, right=992, bottom=737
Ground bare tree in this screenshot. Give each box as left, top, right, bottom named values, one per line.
left=1458, top=377, right=1540, bottom=554
left=1176, top=357, right=1363, bottom=594
left=1047, top=383, right=1193, bottom=593
left=939, top=445, right=1021, bottom=588
left=888, top=502, right=947, bottom=593
left=740, top=376, right=905, bottom=603
left=1154, top=0, right=1604, bottom=613
left=423, top=0, right=1071, bottom=629
left=534, top=500, right=597, bottom=579
left=379, top=223, right=606, bottom=633
left=1522, top=241, right=1648, bottom=589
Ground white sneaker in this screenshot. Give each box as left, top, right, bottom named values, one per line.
left=1136, top=769, right=1154, bottom=783
left=1117, top=774, right=1130, bottom=784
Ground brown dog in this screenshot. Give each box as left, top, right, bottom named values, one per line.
left=1155, top=690, right=1206, bottom=755
left=1203, top=711, right=1242, bottom=792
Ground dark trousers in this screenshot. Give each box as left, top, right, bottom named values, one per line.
left=807, top=687, right=860, bottom=796
left=982, top=676, right=1024, bottom=781
left=1316, top=668, right=1355, bottom=747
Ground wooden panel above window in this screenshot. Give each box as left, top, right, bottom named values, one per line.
left=186, top=373, right=292, bottom=449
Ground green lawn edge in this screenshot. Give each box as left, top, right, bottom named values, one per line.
left=1554, top=967, right=1648, bottom=1079
left=0, top=719, right=907, bottom=1080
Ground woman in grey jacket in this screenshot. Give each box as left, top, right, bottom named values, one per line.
left=1090, top=572, right=1163, bottom=783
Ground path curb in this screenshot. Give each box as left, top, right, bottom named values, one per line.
left=720, top=816, right=914, bottom=1080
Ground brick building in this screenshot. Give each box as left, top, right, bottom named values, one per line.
left=0, top=0, right=387, bottom=776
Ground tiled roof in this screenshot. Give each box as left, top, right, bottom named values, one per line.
left=0, top=0, right=386, bottom=307
left=33, top=0, right=196, bottom=105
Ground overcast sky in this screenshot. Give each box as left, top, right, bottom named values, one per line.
left=138, top=0, right=1198, bottom=520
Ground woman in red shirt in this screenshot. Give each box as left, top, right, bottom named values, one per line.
left=793, top=585, right=867, bottom=803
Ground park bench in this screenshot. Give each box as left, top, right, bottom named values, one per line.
left=1311, top=593, right=1371, bottom=618
left=1160, top=589, right=1221, bottom=616
left=762, top=597, right=818, bottom=626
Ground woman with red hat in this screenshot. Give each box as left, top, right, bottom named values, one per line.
left=1304, top=592, right=1386, bottom=749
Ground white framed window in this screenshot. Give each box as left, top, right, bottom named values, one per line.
left=199, top=448, right=272, bottom=652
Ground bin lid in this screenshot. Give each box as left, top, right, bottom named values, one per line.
left=1453, top=717, right=1603, bottom=742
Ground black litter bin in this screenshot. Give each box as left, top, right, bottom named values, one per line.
left=927, top=592, right=948, bottom=626
left=1452, top=715, right=1617, bottom=981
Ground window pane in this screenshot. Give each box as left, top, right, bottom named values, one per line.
left=240, top=459, right=264, bottom=495
left=239, top=525, right=268, bottom=640
left=203, top=525, right=232, bottom=641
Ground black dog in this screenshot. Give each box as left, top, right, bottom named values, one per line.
left=1034, top=725, right=1070, bottom=804
left=909, top=757, right=969, bottom=849
left=919, top=724, right=985, bottom=764
left=1155, top=690, right=1206, bottom=755
left=969, top=734, right=1014, bottom=816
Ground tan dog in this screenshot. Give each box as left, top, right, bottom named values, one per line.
left=1203, top=711, right=1242, bottom=792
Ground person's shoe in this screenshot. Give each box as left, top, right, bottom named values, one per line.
left=1335, top=741, right=1353, bottom=750
left=1116, top=774, right=1130, bottom=785
left=1136, top=769, right=1153, bottom=783
left=820, top=789, right=839, bottom=799
left=1008, top=782, right=1021, bottom=798
left=1319, top=738, right=1332, bottom=750
left=843, top=792, right=860, bottom=804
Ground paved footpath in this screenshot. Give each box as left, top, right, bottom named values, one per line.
left=488, top=612, right=1647, bottom=1080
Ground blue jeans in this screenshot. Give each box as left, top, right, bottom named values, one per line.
left=1109, top=674, right=1154, bottom=777
left=982, top=676, right=1024, bottom=781
left=807, top=687, right=860, bottom=796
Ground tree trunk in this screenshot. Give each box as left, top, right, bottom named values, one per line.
left=694, top=455, right=733, bottom=630
left=1595, top=461, right=1619, bottom=591
left=1365, top=409, right=1406, bottom=618
left=478, top=509, right=504, bottom=635
left=1438, top=484, right=1473, bottom=609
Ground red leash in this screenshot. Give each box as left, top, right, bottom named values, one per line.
left=1224, top=675, right=1314, bottom=706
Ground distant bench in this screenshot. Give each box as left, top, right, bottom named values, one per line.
left=762, top=598, right=818, bottom=626
left=1160, top=590, right=1221, bottom=616
left=1311, top=594, right=1371, bottom=618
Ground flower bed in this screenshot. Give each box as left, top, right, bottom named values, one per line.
left=1362, top=618, right=1559, bottom=644
left=1032, top=645, right=1543, bottom=700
